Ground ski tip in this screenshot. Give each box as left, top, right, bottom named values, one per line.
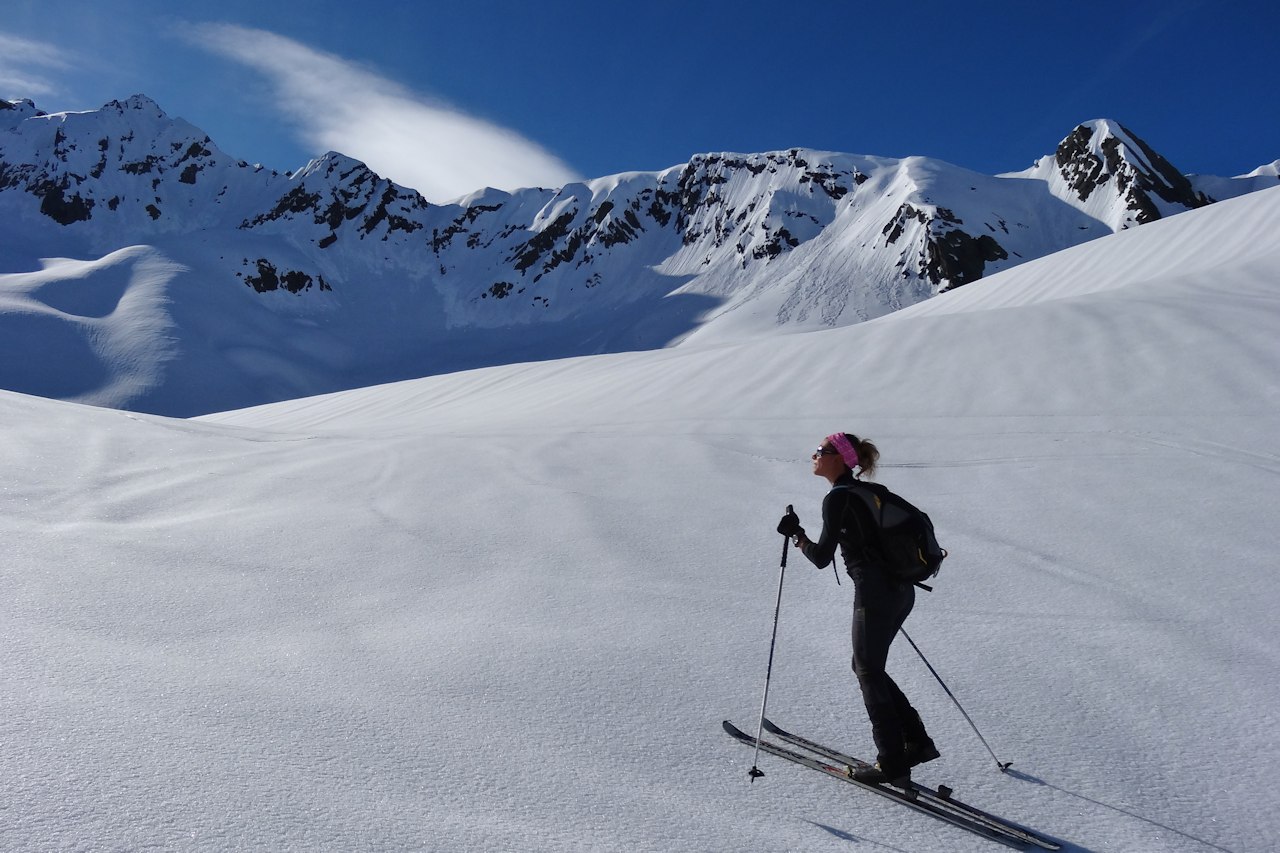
left=761, top=717, right=790, bottom=738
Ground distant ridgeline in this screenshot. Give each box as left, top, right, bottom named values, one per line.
left=1, top=94, right=1276, bottom=415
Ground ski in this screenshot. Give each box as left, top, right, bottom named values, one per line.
left=723, top=720, right=1029, bottom=849
left=760, top=718, right=1061, bottom=851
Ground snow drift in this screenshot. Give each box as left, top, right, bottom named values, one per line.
left=2, top=183, right=1277, bottom=851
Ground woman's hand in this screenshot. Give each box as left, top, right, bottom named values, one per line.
left=777, top=507, right=802, bottom=537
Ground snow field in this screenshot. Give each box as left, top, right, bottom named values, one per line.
left=2, top=187, right=1278, bottom=851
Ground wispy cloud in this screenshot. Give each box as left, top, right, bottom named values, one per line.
left=0, top=32, right=72, bottom=99
left=183, top=23, right=581, bottom=202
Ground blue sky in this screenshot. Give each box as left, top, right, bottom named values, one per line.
left=2, top=0, right=1276, bottom=201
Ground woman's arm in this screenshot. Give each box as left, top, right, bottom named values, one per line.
left=798, top=490, right=841, bottom=569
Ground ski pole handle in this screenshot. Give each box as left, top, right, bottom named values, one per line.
left=779, top=504, right=792, bottom=568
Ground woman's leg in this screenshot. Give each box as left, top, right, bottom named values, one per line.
left=852, top=581, right=917, bottom=772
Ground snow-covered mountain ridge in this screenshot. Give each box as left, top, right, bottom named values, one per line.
left=1, top=94, right=1275, bottom=415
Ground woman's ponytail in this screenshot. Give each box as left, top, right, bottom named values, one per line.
left=846, top=433, right=879, bottom=478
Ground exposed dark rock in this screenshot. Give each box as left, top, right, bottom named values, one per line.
left=243, top=186, right=321, bottom=226
left=799, top=163, right=860, bottom=199
left=1056, top=125, right=1109, bottom=202
left=240, top=259, right=329, bottom=294
left=241, top=165, right=428, bottom=240
left=882, top=204, right=928, bottom=244
left=281, top=269, right=314, bottom=293
left=33, top=178, right=95, bottom=224
left=1056, top=122, right=1214, bottom=222
left=928, top=230, right=1008, bottom=291
left=752, top=226, right=800, bottom=260
left=431, top=203, right=502, bottom=252
left=547, top=226, right=586, bottom=271
left=1100, top=128, right=1213, bottom=222
left=52, top=128, right=69, bottom=162
left=597, top=204, right=646, bottom=248
left=511, top=210, right=577, bottom=272
left=647, top=198, right=672, bottom=227
left=179, top=140, right=213, bottom=162
left=358, top=185, right=425, bottom=237
left=122, top=156, right=162, bottom=175
left=90, top=148, right=108, bottom=179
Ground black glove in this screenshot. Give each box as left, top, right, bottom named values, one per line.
left=776, top=507, right=802, bottom=537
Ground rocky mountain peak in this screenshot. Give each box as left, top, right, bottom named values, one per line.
left=104, top=94, right=169, bottom=119
left=1, top=98, right=47, bottom=130
left=241, top=150, right=432, bottom=253
left=1052, top=118, right=1212, bottom=225
left=0, top=93, right=253, bottom=230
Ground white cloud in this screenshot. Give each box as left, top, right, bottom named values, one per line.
left=183, top=23, right=581, bottom=202
left=0, top=32, right=72, bottom=99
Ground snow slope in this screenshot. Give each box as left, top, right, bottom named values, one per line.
left=2, top=187, right=1278, bottom=852
left=5, top=98, right=1274, bottom=416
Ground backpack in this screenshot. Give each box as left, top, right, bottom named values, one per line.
left=834, top=482, right=947, bottom=589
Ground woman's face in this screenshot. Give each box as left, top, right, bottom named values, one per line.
left=812, top=440, right=844, bottom=479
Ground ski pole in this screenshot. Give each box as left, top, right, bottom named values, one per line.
left=899, top=628, right=1012, bottom=772
left=749, top=505, right=792, bottom=781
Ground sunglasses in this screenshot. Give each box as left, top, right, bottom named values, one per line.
left=813, top=446, right=840, bottom=457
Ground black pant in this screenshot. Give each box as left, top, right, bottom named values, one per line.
left=851, top=573, right=927, bottom=769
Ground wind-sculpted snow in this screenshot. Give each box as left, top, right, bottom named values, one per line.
left=1, top=96, right=1274, bottom=414
left=0, top=247, right=182, bottom=403
left=3, top=185, right=1278, bottom=852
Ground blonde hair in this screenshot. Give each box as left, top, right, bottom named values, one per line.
left=845, top=433, right=879, bottom=478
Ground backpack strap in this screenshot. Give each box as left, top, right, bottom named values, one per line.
left=829, top=483, right=886, bottom=571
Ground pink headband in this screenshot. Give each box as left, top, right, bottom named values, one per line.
left=826, top=433, right=860, bottom=469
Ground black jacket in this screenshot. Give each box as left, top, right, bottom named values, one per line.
left=800, top=471, right=888, bottom=583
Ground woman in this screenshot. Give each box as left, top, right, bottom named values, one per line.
left=779, top=432, right=939, bottom=786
